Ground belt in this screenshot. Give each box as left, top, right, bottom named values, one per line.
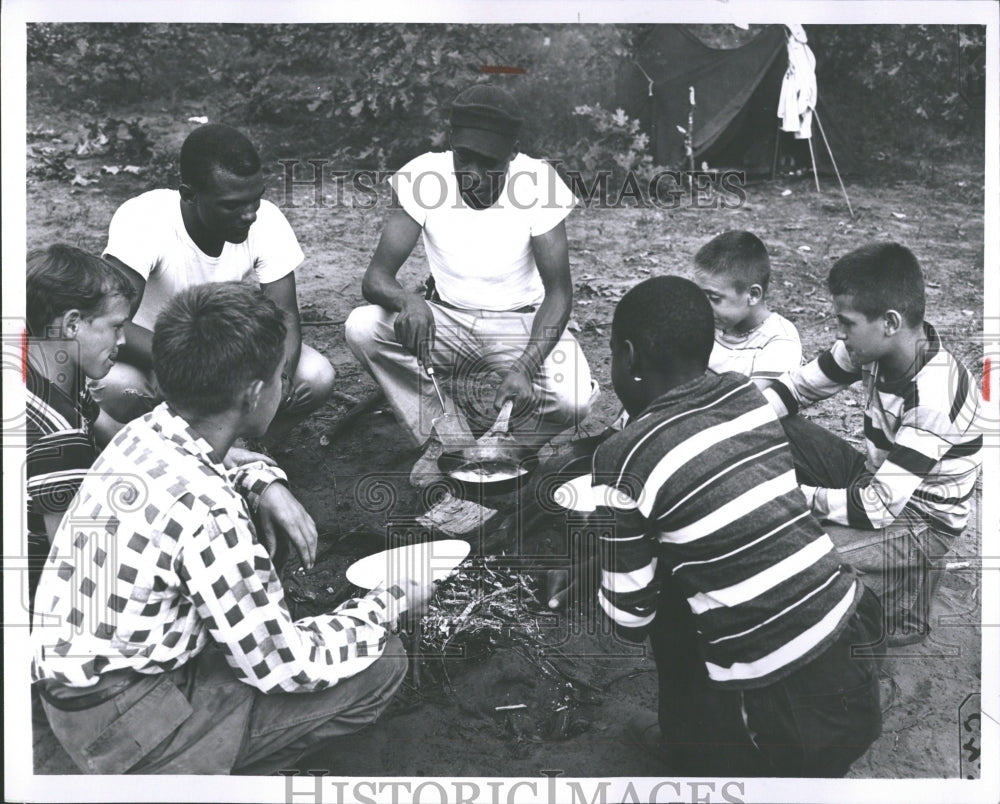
left=429, top=290, right=536, bottom=315
left=37, top=670, right=143, bottom=712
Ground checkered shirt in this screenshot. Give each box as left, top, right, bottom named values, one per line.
left=31, top=403, right=409, bottom=693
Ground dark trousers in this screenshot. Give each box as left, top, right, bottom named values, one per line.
left=40, top=636, right=408, bottom=775
left=780, top=415, right=953, bottom=636
left=649, top=580, right=883, bottom=777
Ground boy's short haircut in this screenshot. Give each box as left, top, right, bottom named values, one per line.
left=180, top=124, right=261, bottom=189
left=153, top=283, right=286, bottom=415
left=828, top=242, right=925, bottom=327
left=614, top=275, right=715, bottom=371
left=694, top=230, right=771, bottom=294
left=26, top=244, right=136, bottom=337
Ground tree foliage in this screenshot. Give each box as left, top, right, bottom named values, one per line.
left=233, top=24, right=514, bottom=165
left=28, top=24, right=229, bottom=104
left=27, top=23, right=985, bottom=172
left=811, top=25, right=986, bottom=150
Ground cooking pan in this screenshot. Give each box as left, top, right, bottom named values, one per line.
left=438, top=442, right=539, bottom=497
left=437, top=401, right=539, bottom=496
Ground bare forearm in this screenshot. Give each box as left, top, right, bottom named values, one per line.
left=361, top=206, right=424, bottom=313
left=524, top=221, right=574, bottom=375
left=361, top=266, right=425, bottom=313
left=283, top=310, right=302, bottom=378
left=519, top=294, right=571, bottom=374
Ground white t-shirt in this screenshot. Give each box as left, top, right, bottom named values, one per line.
left=104, top=189, right=304, bottom=330
left=390, top=151, right=578, bottom=312
left=709, top=311, right=803, bottom=381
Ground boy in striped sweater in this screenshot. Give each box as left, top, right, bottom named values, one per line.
left=25, top=245, right=136, bottom=614
left=762, top=242, right=983, bottom=644
left=596, top=275, right=881, bottom=776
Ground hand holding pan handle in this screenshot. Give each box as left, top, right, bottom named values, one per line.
left=484, top=399, right=514, bottom=439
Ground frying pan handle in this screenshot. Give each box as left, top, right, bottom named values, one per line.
left=488, top=399, right=514, bottom=437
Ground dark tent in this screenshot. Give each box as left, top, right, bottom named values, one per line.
left=616, top=25, right=854, bottom=175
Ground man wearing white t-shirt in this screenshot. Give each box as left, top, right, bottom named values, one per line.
left=100, top=124, right=335, bottom=437
left=345, top=85, right=594, bottom=484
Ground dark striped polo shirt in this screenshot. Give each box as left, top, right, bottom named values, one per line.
left=594, top=371, right=860, bottom=689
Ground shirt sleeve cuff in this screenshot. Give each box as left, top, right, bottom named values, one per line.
left=229, top=462, right=289, bottom=513
left=350, top=584, right=411, bottom=629
left=801, top=484, right=832, bottom=520
left=762, top=385, right=784, bottom=416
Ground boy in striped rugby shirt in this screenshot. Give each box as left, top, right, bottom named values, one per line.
left=762, top=242, right=983, bottom=644
left=25, top=245, right=136, bottom=614
left=596, top=275, right=881, bottom=776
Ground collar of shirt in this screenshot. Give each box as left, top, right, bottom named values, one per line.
left=27, top=361, right=101, bottom=431
left=148, top=402, right=228, bottom=474
left=873, top=320, right=941, bottom=397
left=634, top=371, right=737, bottom=422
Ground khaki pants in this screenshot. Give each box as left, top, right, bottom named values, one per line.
left=93, top=343, right=335, bottom=425
left=344, top=302, right=595, bottom=447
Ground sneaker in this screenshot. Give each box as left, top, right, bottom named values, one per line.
left=886, top=611, right=931, bottom=647
left=409, top=438, right=445, bottom=488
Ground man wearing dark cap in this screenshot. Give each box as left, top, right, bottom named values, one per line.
left=346, top=85, right=595, bottom=485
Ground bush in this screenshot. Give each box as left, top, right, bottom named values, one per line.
left=27, top=23, right=986, bottom=174
left=564, top=104, right=657, bottom=185
left=28, top=23, right=230, bottom=103
left=237, top=25, right=513, bottom=167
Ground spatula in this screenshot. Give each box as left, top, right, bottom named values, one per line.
left=426, top=365, right=474, bottom=448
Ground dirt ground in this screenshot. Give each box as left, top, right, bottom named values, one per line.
left=27, top=105, right=986, bottom=782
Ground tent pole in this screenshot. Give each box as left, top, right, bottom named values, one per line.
left=807, top=135, right=821, bottom=193
left=814, top=108, right=855, bottom=218
left=771, top=124, right=780, bottom=181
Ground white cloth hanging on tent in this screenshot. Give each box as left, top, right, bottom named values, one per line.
left=778, top=25, right=816, bottom=139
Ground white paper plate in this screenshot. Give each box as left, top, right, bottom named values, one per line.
left=345, top=539, right=471, bottom=590
left=552, top=474, right=597, bottom=513
left=552, top=476, right=635, bottom=513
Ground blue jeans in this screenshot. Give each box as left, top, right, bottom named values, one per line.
left=650, top=581, right=882, bottom=777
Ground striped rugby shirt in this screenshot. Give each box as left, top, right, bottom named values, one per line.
left=593, top=372, right=860, bottom=689
left=26, top=363, right=100, bottom=540
left=32, top=403, right=410, bottom=692
left=763, top=323, right=983, bottom=537
left=710, top=311, right=802, bottom=383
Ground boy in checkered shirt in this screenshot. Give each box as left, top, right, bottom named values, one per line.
left=32, top=283, right=433, bottom=774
